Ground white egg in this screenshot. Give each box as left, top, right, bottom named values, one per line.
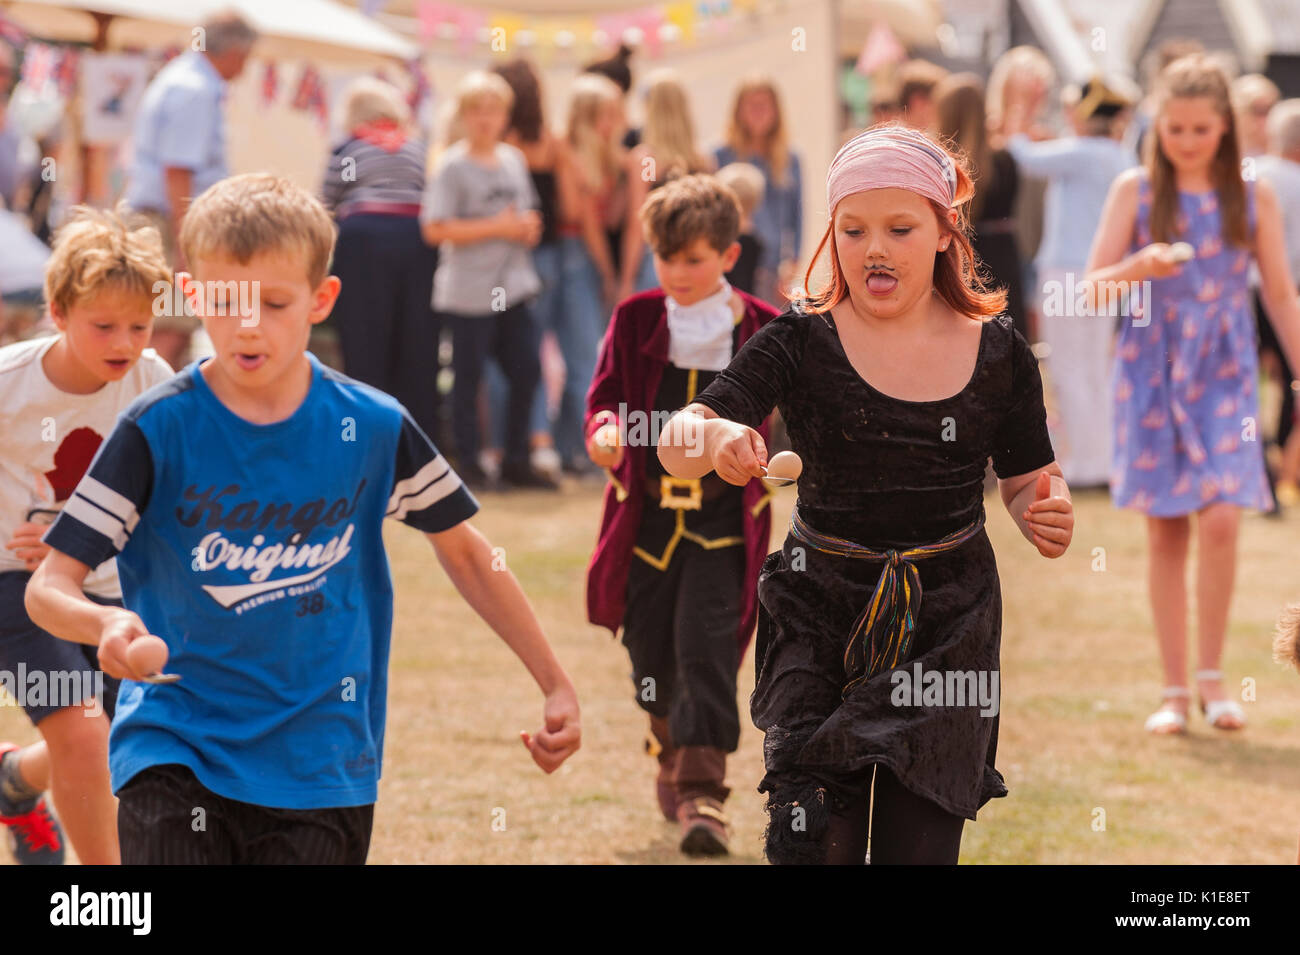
left=126, top=635, right=169, bottom=676
left=765, top=450, right=803, bottom=481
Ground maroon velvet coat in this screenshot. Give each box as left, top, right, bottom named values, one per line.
left=584, top=288, right=778, bottom=655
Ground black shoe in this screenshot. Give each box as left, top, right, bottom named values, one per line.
left=499, top=462, right=560, bottom=490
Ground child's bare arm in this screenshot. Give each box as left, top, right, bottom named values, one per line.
left=1083, top=171, right=1180, bottom=309
left=658, top=402, right=767, bottom=483
left=999, top=463, right=1073, bottom=558
left=421, top=210, right=529, bottom=247
left=1085, top=171, right=1142, bottom=278
left=25, top=550, right=154, bottom=680
left=26, top=550, right=118, bottom=647
left=425, top=521, right=580, bottom=773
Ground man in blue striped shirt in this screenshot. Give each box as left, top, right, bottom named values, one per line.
left=125, top=12, right=256, bottom=371
left=125, top=12, right=256, bottom=262
left=25, top=174, right=580, bottom=864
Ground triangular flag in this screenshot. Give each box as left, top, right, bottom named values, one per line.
left=857, top=21, right=906, bottom=75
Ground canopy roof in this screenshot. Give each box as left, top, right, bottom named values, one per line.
left=2, top=0, right=416, bottom=63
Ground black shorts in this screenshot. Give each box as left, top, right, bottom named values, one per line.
left=117, top=764, right=375, bottom=865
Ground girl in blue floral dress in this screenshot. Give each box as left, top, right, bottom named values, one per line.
left=1088, top=55, right=1300, bottom=734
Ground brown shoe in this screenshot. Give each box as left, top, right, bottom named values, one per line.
left=674, top=746, right=731, bottom=856
left=677, top=796, right=730, bottom=856
left=646, top=716, right=678, bottom=821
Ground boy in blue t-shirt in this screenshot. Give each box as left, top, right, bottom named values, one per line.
left=25, top=173, right=581, bottom=864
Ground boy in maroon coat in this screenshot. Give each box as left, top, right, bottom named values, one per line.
left=584, top=174, right=778, bottom=855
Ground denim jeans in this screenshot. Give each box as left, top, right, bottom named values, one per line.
left=635, top=246, right=657, bottom=293
left=449, top=303, right=540, bottom=470
left=487, top=236, right=608, bottom=462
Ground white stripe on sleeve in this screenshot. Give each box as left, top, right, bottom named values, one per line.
left=387, top=468, right=463, bottom=522
left=75, top=475, right=141, bottom=533
left=62, top=493, right=131, bottom=551
left=386, top=457, right=451, bottom=514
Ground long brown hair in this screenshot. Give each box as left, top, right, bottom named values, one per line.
left=1147, top=54, right=1249, bottom=246
left=725, top=75, right=791, bottom=186
left=802, top=137, right=1007, bottom=320
left=493, top=58, right=544, bottom=144
left=934, top=73, right=993, bottom=220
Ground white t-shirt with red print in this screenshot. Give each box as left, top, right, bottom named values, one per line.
left=0, top=335, right=173, bottom=597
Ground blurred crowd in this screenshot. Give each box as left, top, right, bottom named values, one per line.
left=1, top=16, right=1298, bottom=502
left=319, top=45, right=809, bottom=489
left=857, top=38, right=1300, bottom=508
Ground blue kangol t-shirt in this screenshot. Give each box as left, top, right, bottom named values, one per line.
left=45, top=354, right=479, bottom=809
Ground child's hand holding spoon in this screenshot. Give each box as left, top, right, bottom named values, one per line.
left=98, top=610, right=181, bottom=684
left=761, top=451, right=803, bottom=488
left=587, top=422, right=623, bottom=470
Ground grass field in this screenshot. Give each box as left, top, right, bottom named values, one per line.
left=3, top=480, right=1298, bottom=864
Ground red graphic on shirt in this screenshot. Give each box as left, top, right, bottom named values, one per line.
left=44, top=427, right=103, bottom=501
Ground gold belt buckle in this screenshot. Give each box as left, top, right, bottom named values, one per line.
left=659, top=475, right=703, bottom=510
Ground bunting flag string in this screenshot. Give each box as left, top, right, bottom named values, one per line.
left=415, top=0, right=767, bottom=58
left=261, top=61, right=279, bottom=107
left=291, top=63, right=329, bottom=131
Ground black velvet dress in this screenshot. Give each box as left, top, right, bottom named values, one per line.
left=692, top=308, right=1055, bottom=862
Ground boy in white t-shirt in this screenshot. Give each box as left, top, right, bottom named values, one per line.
left=0, top=207, right=172, bottom=864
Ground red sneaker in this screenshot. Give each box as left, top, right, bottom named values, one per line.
left=0, top=743, right=65, bottom=865
left=1, top=797, right=66, bottom=865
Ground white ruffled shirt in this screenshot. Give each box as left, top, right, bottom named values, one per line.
left=665, top=281, right=737, bottom=371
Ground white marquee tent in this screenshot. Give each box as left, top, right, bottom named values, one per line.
left=1, top=0, right=415, bottom=64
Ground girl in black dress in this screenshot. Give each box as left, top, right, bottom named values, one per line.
left=658, top=123, right=1075, bottom=864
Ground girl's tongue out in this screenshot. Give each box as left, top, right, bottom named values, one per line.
left=866, top=271, right=898, bottom=295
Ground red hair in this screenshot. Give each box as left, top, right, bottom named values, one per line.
left=801, top=138, right=1007, bottom=320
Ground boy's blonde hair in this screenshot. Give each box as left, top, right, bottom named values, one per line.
left=455, top=70, right=513, bottom=116
left=715, top=162, right=764, bottom=218
left=180, top=173, right=337, bottom=287
left=639, top=173, right=740, bottom=258
left=44, top=204, right=171, bottom=316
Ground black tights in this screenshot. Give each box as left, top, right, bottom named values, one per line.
left=825, top=765, right=966, bottom=865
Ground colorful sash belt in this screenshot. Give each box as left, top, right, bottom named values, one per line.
left=789, top=505, right=986, bottom=697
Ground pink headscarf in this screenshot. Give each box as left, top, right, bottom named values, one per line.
left=826, top=123, right=958, bottom=214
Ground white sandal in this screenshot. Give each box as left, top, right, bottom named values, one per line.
left=1144, top=687, right=1189, bottom=735
left=1195, top=670, right=1246, bottom=730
